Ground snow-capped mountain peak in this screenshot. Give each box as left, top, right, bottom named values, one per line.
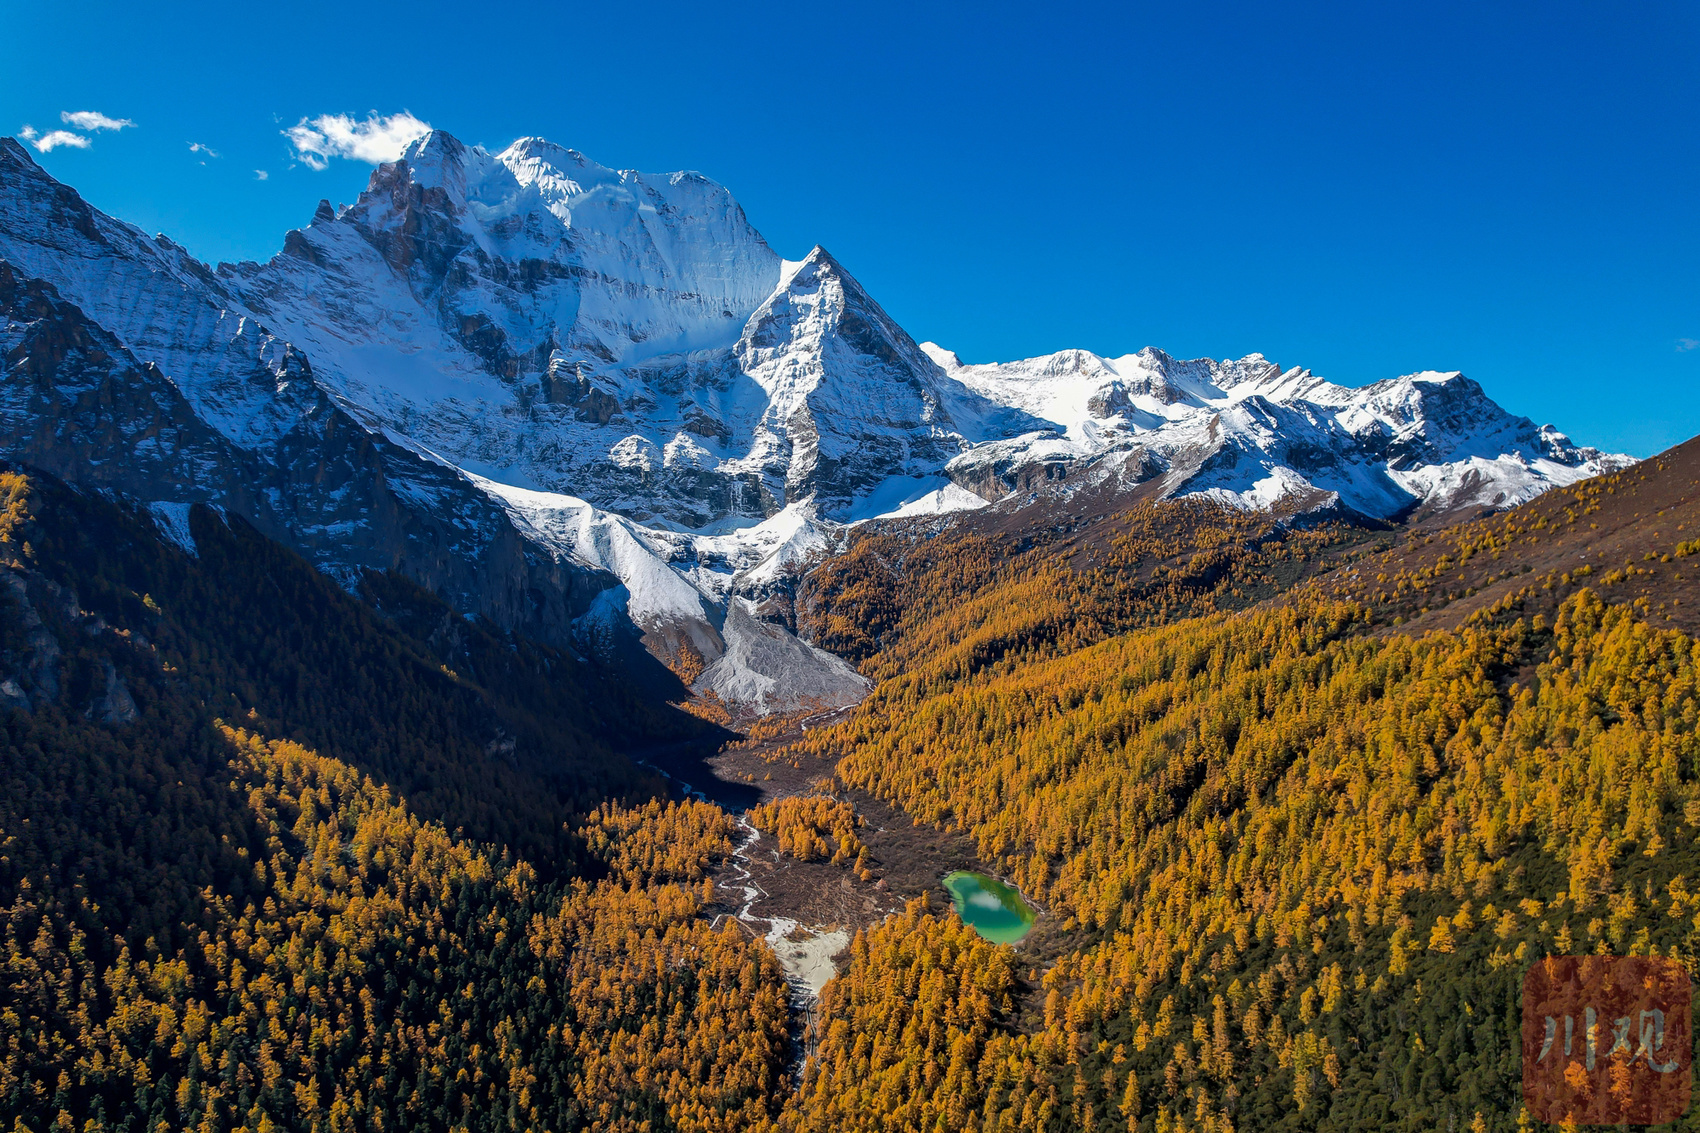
left=0, top=128, right=1636, bottom=711
left=929, top=342, right=1629, bottom=518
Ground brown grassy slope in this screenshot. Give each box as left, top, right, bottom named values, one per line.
left=1302, top=434, right=1700, bottom=636
left=795, top=496, right=1377, bottom=677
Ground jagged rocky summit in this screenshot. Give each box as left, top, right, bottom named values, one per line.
left=0, top=130, right=1631, bottom=711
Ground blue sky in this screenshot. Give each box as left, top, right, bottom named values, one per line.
left=3, top=0, right=1696, bottom=456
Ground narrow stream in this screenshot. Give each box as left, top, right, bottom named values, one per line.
left=636, top=760, right=849, bottom=1015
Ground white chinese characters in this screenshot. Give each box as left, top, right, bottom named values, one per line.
left=1538, top=1007, right=1681, bottom=1073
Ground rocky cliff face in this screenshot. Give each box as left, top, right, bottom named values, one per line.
left=219, top=135, right=1035, bottom=529
left=0, top=137, right=614, bottom=654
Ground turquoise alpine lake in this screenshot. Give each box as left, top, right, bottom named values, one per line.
left=942, top=871, right=1036, bottom=944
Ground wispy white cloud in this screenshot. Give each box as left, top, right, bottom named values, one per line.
left=254, top=169, right=269, bottom=181
left=1679, top=338, right=1699, bottom=353
left=19, top=125, right=91, bottom=152
left=284, top=111, right=431, bottom=171
left=61, top=110, right=134, bottom=132
left=188, top=141, right=220, bottom=158
left=16, top=110, right=134, bottom=154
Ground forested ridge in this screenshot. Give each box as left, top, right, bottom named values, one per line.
left=796, top=500, right=1365, bottom=679
left=773, top=448, right=1700, bottom=1131
left=1314, top=445, right=1700, bottom=639
left=5, top=441, right=1700, bottom=1131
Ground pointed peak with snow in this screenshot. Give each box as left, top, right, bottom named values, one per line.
left=772, top=245, right=856, bottom=286
left=0, top=136, right=39, bottom=170
left=397, top=127, right=470, bottom=170
left=499, top=135, right=602, bottom=166
left=919, top=342, right=961, bottom=370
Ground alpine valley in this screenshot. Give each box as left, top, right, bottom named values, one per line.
left=3, top=130, right=1698, bottom=1133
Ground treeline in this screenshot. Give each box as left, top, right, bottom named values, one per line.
left=1315, top=445, right=1700, bottom=635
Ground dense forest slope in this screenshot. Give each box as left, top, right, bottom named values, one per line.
left=775, top=439, right=1700, bottom=1131
left=0, top=467, right=795, bottom=1131
left=4, top=436, right=1700, bottom=1132
left=0, top=467, right=723, bottom=869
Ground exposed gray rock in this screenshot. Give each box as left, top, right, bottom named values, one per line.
left=693, top=600, right=868, bottom=714
left=92, top=659, right=137, bottom=726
